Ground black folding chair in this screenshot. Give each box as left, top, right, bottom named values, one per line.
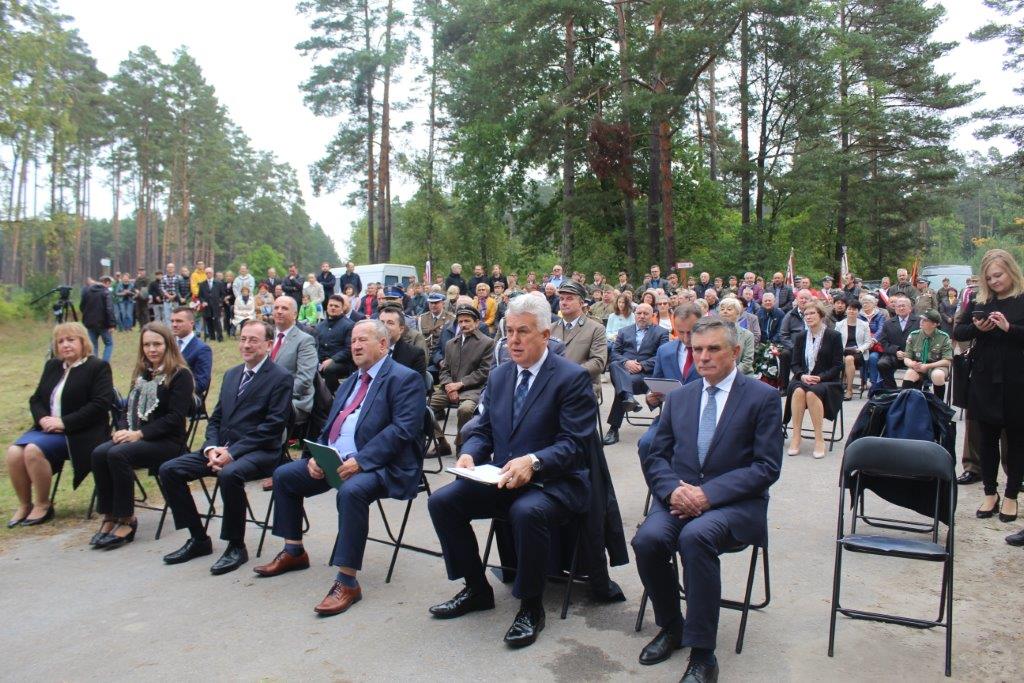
left=366, top=410, right=444, bottom=583
left=828, top=436, right=956, bottom=677
left=481, top=515, right=585, bottom=620
left=421, top=412, right=446, bottom=475
left=439, top=399, right=461, bottom=439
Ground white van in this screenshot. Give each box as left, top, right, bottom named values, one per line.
left=330, top=263, right=418, bottom=296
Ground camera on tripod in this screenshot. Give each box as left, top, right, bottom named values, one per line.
left=31, top=285, right=78, bottom=324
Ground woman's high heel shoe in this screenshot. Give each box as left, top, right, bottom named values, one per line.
left=96, top=519, right=137, bottom=550
left=977, top=494, right=1000, bottom=519
left=999, top=498, right=1018, bottom=523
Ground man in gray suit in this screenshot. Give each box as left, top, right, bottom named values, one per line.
left=269, top=296, right=318, bottom=423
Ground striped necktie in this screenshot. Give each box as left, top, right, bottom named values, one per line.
left=513, top=370, right=531, bottom=422
left=697, top=385, right=720, bottom=468
left=237, top=368, right=255, bottom=396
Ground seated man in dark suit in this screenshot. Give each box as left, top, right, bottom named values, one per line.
left=378, top=304, right=428, bottom=382
left=756, top=292, right=786, bottom=344
left=875, top=293, right=920, bottom=390
left=632, top=318, right=782, bottom=681
left=253, top=319, right=425, bottom=615
left=170, top=306, right=213, bottom=400
left=603, top=303, right=669, bottom=445
left=427, top=294, right=596, bottom=648
left=316, top=294, right=355, bottom=392
left=637, top=304, right=703, bottom=463
left=159, top=319, right=293, bottom=574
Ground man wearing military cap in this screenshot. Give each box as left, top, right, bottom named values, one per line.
left=901, top=309, right=952, bottom=401
left=428, top=305, right=495, bottom=455
left=419, top=293, right=455, bottom=383
left=551, top=280, right=607, bottom=394
left=913, top=277, right=938, bottom=315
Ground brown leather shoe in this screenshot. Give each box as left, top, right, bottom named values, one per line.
left=314, top=581, right=362, bottom=616
left=432, top=439, right=452, bottom=457
left=253, top=550, right=310, bottom=577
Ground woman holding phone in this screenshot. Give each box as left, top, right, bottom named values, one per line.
left=954, top=249, right=1024, bottom=527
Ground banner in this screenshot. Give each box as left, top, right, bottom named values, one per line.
left=840, top=245, right=849, bottom=283
left=785, top=247, right=795, bottom=288
left=424, top=259, right=432, bottom=285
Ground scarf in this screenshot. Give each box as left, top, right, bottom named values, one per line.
left=128, top=370, right=166, bottom=430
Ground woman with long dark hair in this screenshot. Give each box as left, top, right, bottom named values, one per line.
left=89, top=322, right=194, bottom=549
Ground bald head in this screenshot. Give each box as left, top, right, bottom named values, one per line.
left=273, top=295, right=297, bottom=329
left=634, top=303, right=654, bottom=328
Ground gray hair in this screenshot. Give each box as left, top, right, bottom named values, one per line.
left=354, top=318, right=389, bottom=342
left=718, top=297, right=744, bottom=315
left=507, top=292, right=553, bottom=332
left=692, top=317, right=739, bottom=347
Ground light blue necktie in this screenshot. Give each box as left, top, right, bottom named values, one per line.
left=513, top=370, right=531, bottom=422
left=636, top=327, right=646, bottom=349
left=697, top=385, right=720, bottom=468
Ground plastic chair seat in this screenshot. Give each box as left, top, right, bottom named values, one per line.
left=841, top=534, right=947, bottom=561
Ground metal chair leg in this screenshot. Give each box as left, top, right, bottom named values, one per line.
left=385, top=501, right=414, bottom=584
left=735, top=547, right=759, bottom=653
left=560, top=528, right=582, bottom=619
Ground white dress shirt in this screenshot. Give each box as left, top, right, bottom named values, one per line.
left=330, top=355, right=387, bottom=459
left=699, top=366, right=738, bottom=428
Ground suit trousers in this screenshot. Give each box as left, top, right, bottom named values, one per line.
left=270, top=459, right=386, bottom=570
left=203, top=312, right=223, bottom=341
left=158, top=449, right=280, bottom=542
left=429, top=390, right=477, bottom=445
left=91, top=438, right=180, bottom=518
left=632, top=501, right=740, bottom=650
left=607, top=361, right=649, bottom=429
left=876, top=353, right=901, bottom=389
left=428, top=478, right=570, bottom=600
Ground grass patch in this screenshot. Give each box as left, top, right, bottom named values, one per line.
left=0, top=322, right=241, bottom=547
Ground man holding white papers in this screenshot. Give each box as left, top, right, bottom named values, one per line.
left=427, top=294, right=597, bottom=648
left=253, top=319, right=424, bottom=617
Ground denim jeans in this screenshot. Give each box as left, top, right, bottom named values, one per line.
left=115, top=301, right=134, bottom=331
left=88, top=328, right=113, bottom=363
left=866, top=351, right=881, bottom=385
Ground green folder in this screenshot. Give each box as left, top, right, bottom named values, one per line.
left=303, top=440, right=344, bottom=489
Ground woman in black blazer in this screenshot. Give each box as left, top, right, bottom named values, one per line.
left=784, top=300, right=843, bottom=459
left=90, top=322, right=195, bottom=549
left=6, top=323, right=114, bottom=527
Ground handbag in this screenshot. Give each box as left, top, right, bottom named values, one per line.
left=870, top=340, right=884, bottom=354
left=951, top=347, right=972, bottom=409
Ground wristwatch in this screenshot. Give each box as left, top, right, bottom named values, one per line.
left=527, top=453, right=542, bottom=472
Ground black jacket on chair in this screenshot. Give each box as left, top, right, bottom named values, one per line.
left=790, top=328, right=844, bottom=381
left=29, top=356, right=114, bottom=487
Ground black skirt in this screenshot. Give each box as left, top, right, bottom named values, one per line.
left=843, top=349, right=864, bottom=369
left=784, top=378, right=843, bottom=422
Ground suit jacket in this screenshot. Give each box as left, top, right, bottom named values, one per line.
left=439, top=329, right=494, bottom=402
left=611, top=324, right=669, bottom=374
left=199, top=279, right=225, bottom=316
left=271, top=326, right=318, bottom=417
left=651, top=340, right=702, bottom=385
left=432, top=319, right=490, bottom=368
left=204, top=359, right=292, bottom=459
left=29, top=356, right=114, bottom=487
left=878, top=314, right=920, bottom=356
left=790, top=328, right=844, bottom=381
left=418, top=310, right=454, bottom=358
left=463, top=352, right=596, bottom=514
left=318, top=357, right=424, bottom=500
left=180, top=335, right=213, bottom=397
left=644, top=371, right=783, bottom=545
left=550, top=316, right=608, bottom=386
left=391, top=337, right=427, bottom=379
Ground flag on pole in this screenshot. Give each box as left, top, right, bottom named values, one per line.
left=424, top=259, right=432, bottom=285
left=909, top=256, right=920, bottom=284
left=839, top=245, right=850, bottom=283
left=785, top=248, right=795, bottom=288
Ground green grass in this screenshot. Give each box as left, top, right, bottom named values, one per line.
left=0, top=322, right=240, bottom=546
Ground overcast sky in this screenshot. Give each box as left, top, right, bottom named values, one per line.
left=58, top=0, right=1018, bottom=259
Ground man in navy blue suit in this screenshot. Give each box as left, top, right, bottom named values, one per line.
left=160, top=319, right=293, bottom=575
left=632, top=318, right=783, bottom=682
left=170, top=306, right=212, bottom=399
left=636, top=304, right=703, bottom=463
left=603, top=303, right=670, bottom=445
left=427, top=294, right=597, bottom=649
left=253, top=318, right=425, bottom=616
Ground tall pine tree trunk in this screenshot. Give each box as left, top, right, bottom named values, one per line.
left=111, top=165, right=122, bottom=274
left=364, top=0, right=377, bottom=263
left=615, top=0, right=637, bottom=273
left=837, top=2, right=849, bottom=266
left=376, top=0, right=395, bottom=263
left=739, top=12, right=752, bottom=252
left=560, top=14, right=576, bottom=267
left=706, top=59, right=719, bottom=181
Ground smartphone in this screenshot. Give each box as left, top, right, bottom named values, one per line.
left=971, top=310, right=987, bottom=321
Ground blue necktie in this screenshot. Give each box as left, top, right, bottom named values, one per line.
left=513, top=370, right=531, bottom=422
left=237, top=368, right=255, bottom=397
left=697, top=385, right=720, bottom=468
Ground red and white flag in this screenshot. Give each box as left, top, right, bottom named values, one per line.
left=424, top=260, right=432, bottom=284
left=840, top=245, right=850, bottom=283
left=785, top=248, right=795, bottom=288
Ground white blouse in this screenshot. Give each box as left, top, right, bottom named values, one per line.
left=50, top=357, right=88, bottom=417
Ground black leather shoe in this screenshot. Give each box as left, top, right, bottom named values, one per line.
left=680, top=656, right=719, bottom=683
left=163, top=536, right=213, bottom=565
left=96, top=520, right=138, bottom=550
left=625, top=399, right=642, bottom=413
left=1006, top=528, right=1024, bottom=547
left=1000, top=498, right=1018, bottom=523
left=639, top=626, right=684, bottom=665
left=977, top=494, right=1000, bottom=519
left=429, top=584, right=495, bottom=619
left=589, top=578, right=626, bottom=604
left=956, top=471, right=981, bottom=485
left=210, top=543, right=249, bottom=575
left=504, top=604, right=545, bottom=648
left=602, top=429, right=619, bottom=446
left=20, top=505, right=54, bottom=526
left=7, top=508, right=30, bottom=529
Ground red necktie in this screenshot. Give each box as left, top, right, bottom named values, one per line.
left=327, top=373, right=372, bottom=443
left=681, top=347, right=693, bottom=379
left=270, top=332, right=285, bottom=360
